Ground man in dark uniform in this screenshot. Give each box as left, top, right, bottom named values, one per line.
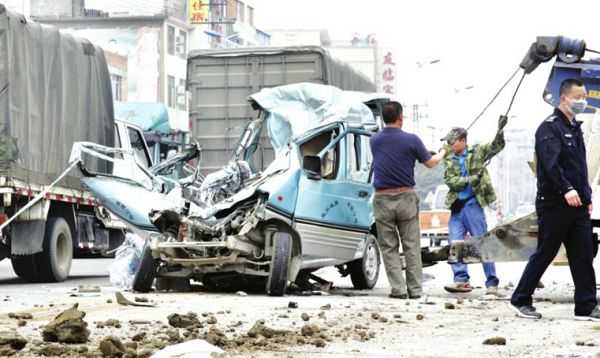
left=509, top=79, right=600, bottom=321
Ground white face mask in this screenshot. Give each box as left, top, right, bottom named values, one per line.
left=567, top=98, right=587, bottom=115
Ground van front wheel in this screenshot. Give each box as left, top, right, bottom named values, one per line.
left=266, top=232, right=292, bottom=296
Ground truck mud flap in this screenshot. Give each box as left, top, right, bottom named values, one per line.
left=11, top=220, right=45, bottom=255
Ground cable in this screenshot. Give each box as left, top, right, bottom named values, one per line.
left=586, top=48, right=600, bottom=55
left=465, top=67, right=521, bottom=130
left=504, top=71, right=527, bottom=117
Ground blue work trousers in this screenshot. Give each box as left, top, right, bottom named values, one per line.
left=448, top=200, right=499, bottom=288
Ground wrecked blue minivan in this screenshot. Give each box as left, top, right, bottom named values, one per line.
left=76, top=83, right=394, bottom=295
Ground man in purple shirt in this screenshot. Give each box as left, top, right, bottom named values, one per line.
left=370, top=101, right=447, bottom=299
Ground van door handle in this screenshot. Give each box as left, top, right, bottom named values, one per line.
left=358, top=190, right=369, bottom=198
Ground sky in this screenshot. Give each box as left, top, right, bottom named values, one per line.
left=254, top=0, right=600, bottom=143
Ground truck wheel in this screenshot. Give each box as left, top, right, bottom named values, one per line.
left=348, top=234, right=380, bottom=289
left=11, top=254, right=42, bottom=282
left=132, top=243, right=159, bottom=293
left=266, top=232, right=292, bottom=296
left=37, top=217, right=73, bottom=282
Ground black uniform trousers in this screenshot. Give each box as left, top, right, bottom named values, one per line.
left=511, top=203, right=597, bottom=316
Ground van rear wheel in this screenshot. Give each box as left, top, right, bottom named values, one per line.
left=348, top=234, right=380, bottom=289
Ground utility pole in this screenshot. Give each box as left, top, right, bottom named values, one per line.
left=426, top=125, right=435, bottom=149
left=411, top=103, right=428, bottom=136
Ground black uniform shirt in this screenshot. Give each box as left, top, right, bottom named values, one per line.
left=535, top=108, right=592, bottom=205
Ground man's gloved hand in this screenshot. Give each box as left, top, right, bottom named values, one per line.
left=438, top=144, right=450, bottom=158
left=498, top=115, right=508, bottom=130
left=468, top=174, right=481, bottom=187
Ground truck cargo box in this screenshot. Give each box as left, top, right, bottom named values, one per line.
left=0, top=6, right=114, bottom=189
left=187, top=46, right=375, bottom=174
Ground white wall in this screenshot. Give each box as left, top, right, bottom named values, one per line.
left=267, top=29, right=322, bottom=47
left=328, top=47, right=376, bottom=84
left=163, top=22, right=189, bottom=131
left=0, top=0, right=30, bottom=16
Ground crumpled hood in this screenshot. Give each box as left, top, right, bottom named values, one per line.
left=249, top=83, right=376, bottom=152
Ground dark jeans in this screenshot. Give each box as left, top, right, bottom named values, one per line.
left=511, top=203, right=597, bottom=315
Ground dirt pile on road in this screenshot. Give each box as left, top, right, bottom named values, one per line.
left=42, top=304, right=90, bottom=344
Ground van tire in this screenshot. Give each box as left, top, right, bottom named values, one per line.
left=37, top=217, right=73, bottom=282
left=132, top=243, right=159, bottom=293
left=266, top=232, right=292, bottom=296
left=348, top=234, right=380, bottom=289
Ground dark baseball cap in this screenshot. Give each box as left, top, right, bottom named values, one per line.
left=441, top=127, right=467, bottom=144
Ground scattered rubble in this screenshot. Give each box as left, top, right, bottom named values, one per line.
left=301, top=324, right=320, bottom=337
left=445, top=302, right=456, bottom=310
left=483, top=337, right=507, bottom=345
left=34, top=342, right=71, bottom=356
left=41, top=304, right=90, bottom=344
left=131, top=332, right=147, bottom=342
left=167, top=313, right=201, bottom=328
left=134, top=297, right=149, bottom=303
left=288, top=302, right=298, bottom=309
left=0, top=331, right=27, bottom=356
left=99, top=336, right=125, bottom=357
left=78, top=285, right=101, bottom=293
left=8, top=312, right=33, bottom=320
left=115, top=292, right=155, bottom=307
left=235, top=291, right=248, bottom=297
left=301, top=313, right=310, bottom=321
left=97, top=319, right=121, bottom=329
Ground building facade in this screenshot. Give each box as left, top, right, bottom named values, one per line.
left=7, top=0, right=268, bottom=132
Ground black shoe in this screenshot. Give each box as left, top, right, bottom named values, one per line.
left=575, top=306, right=600, bottom=322
left=409, top=295, right=421, bottom=299
left=389, top=293, right=408, bottom=299
left=509, top=303, right=542, bottom=319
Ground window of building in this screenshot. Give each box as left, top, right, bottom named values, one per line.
left=177, top=30, right=187, bottom=58
left=167, top=25, right=175, bottom=55
left=247, top=6, right=253, bottom=26
left=110, top=74, right=122, bottom=101
left=167, top=75, right=176, bottom=108
left=177, top=78, right=186, bottom=110
left=236, top=0, right=243, bottom=22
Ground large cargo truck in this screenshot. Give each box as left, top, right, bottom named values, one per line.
left=0, top=7, right=152, bottom=282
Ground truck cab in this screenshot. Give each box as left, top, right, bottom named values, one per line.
left=420, top=184, right=450, bottom=246
left=4, top=118, right=154, bottom=283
